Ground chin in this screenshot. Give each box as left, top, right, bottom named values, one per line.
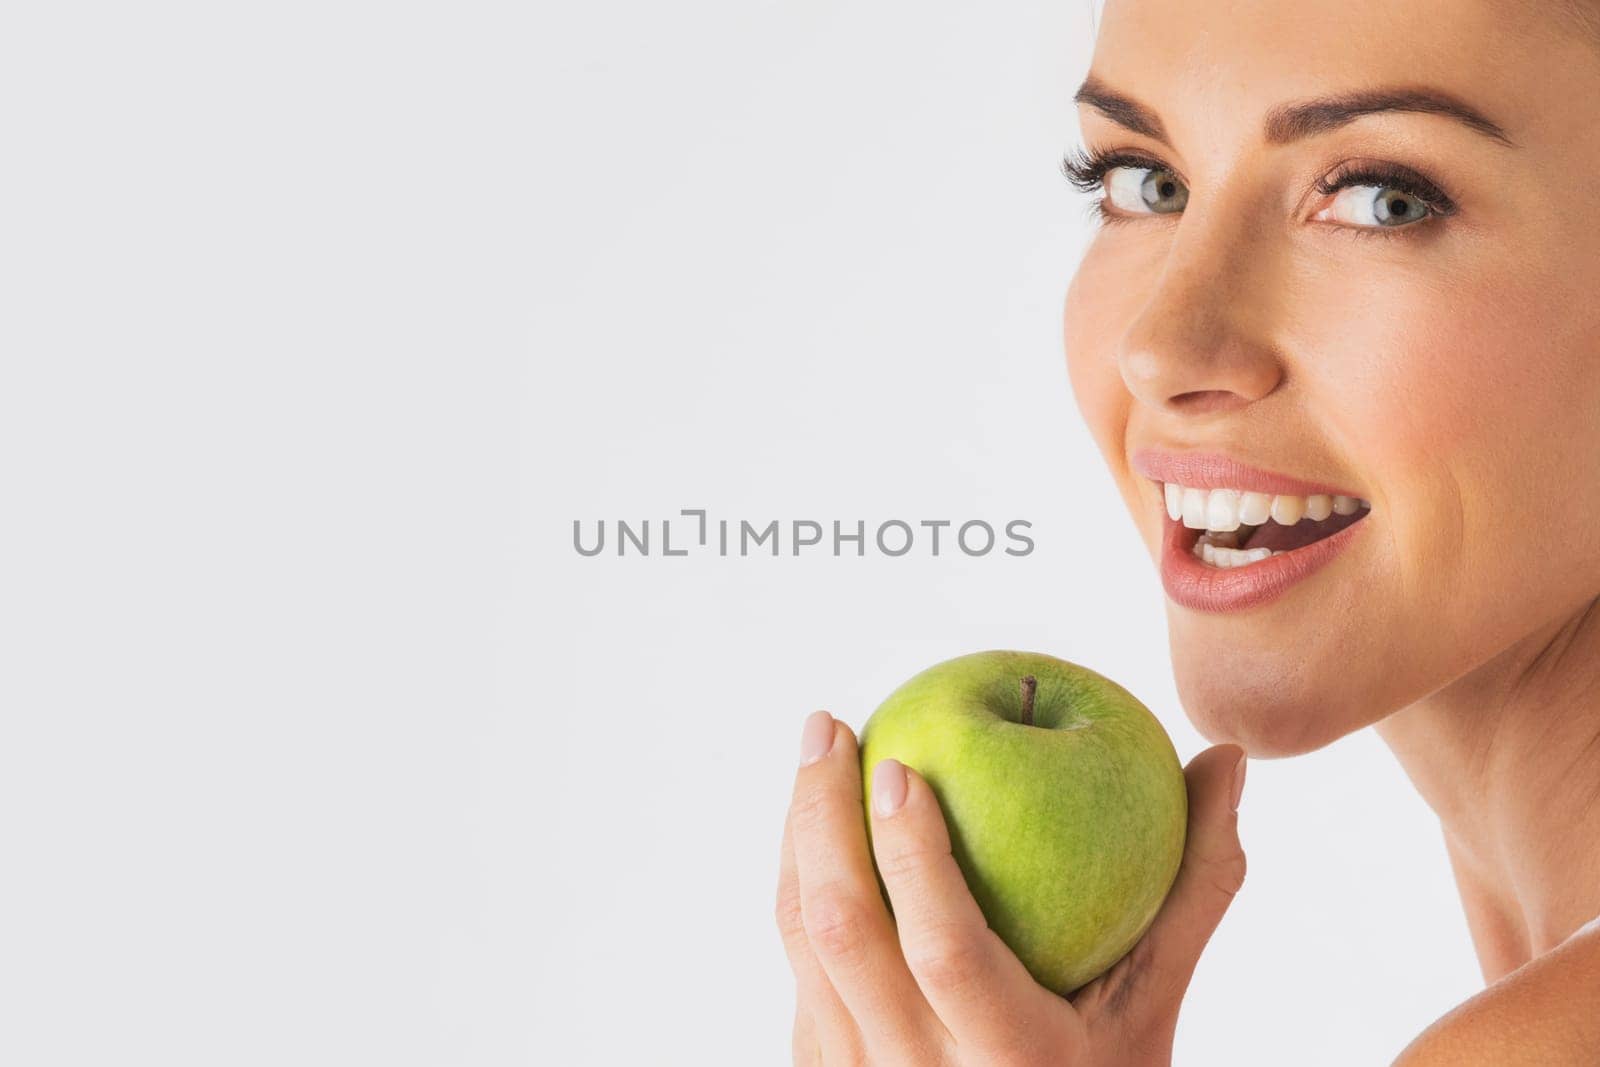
left=1168, top=633, right=1366, bottom=758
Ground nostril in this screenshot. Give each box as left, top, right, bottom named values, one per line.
left=1169, top=389, right=1248, bottom=415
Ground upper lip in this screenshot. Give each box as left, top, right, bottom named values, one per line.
left=1131, top=447, right=1366, bottom=499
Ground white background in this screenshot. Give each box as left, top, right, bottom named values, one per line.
left=1, top=0, right=1481, bottom=1064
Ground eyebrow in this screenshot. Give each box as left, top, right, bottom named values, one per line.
left=1072, top=75, right=1517, bottom=149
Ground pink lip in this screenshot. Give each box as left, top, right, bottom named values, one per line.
left=1131, top=448, right=1365, bottom=500
left=1158, top=505, right=1368, bottom=613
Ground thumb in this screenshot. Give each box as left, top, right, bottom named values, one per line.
left=1124, top=743, right=1248, bottom=1016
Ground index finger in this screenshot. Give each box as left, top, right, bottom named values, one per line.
left=867, top=758, right=1085, bottom=1061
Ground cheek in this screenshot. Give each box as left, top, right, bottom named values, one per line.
left=1426, top=277, right=1600, bottom=624
left=1333, top=265, right=1600, bottom=577
left=1287, top=261, right=1600, bottom=733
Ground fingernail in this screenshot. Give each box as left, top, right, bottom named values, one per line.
left=872, top=759, right=907, bottom=817
left=1230, top=751, right=1248, bottom=812
left=799, top=711, right=834, bottom=766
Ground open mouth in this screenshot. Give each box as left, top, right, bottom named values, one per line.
left=1162, top=483, right=1371, bottom=568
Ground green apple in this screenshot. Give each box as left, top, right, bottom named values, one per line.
left=860, top=649, right=1187, bottom=994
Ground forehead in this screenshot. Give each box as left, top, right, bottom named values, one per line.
left=1087, top=0, right=1590, bottom=150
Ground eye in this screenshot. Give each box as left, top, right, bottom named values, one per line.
left=1104, top=165, right=1188, bottom=215
left=1310, top=162, right=1457, bottom=231
left=1315, top=186, right=1428, bottom=227
left=1059, top=147, right=1188, bottom=223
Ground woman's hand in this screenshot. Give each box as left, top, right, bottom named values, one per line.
left=775, top=710, right=1247, bottom=1066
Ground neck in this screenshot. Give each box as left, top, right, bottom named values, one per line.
left=1376, top=597, right=1600, bottom=974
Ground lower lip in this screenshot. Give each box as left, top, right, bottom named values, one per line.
left=1159, top=509, right=1368, bottom=613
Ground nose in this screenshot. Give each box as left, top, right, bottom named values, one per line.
left=1114, top=212, right=1284, bottom=416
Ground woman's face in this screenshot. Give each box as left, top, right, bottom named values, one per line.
left=1065, top=0, right=1600, bottom=756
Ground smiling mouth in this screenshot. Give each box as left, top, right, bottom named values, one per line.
left=1162, top=483, right=1371, bottom=568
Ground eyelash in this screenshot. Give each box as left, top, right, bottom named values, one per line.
left=1058, top=146, right=1459, bottom=237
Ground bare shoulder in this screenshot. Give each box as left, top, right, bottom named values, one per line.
left=1393, top=928, right=1600, bottom=1066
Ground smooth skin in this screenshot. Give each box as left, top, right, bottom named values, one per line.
left=779, top=0, right=1600, bottom=1062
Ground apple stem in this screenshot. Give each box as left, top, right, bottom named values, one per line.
left=1019, top=675, right=1037, bottom=727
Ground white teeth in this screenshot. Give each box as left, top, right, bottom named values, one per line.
left=1192, top=533, right=1280, bottom=568
left=1269, top=493, right=1306, bottom=525
left=1238, top=491, right=1272, bottom=526
left=1205, top=489, right=1241, bottom=532
left=1163, top=480, right=1373, bottom=568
